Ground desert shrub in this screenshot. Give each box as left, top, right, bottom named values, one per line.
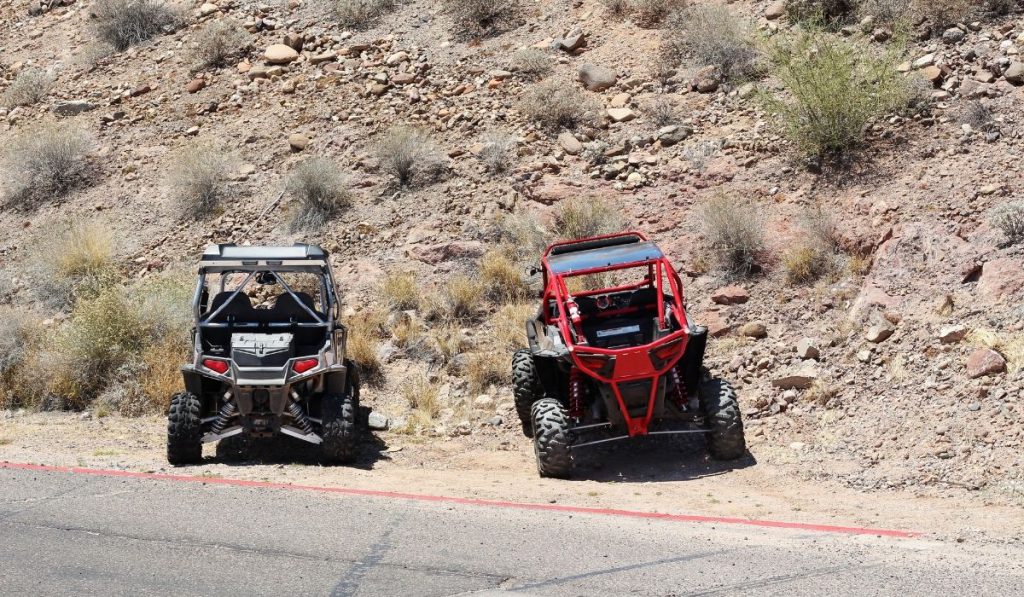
left=0, top=309, right=47, bottom=410
left=329, top=0, right=396, bottom=27
left=345, top=322, right=383, bottom=385
left=785, top=0, right=857, bottom=26
left=699, top=194, right=765, bottom=277
left=601, top=0, right=631, bottom=16
left=648, top=97, right=677, bottom=128
left=478, top=132, right=517, bottom=174
left=2, top=121, right=91, bottom=210
left=519, top=79, right=595, bottom=132
left=29, top=220, right=119, bottom=310
left=552, top=198, right=624, bottom=241
left=376, top=126, right=444, bottom=187
left=782, top=245, right=834, bottom=284
left=492, top=302, right=533, bottom=350
left=444, top=0, right=519, bottom=34
left=762, top=31, right=910, bottom=159
left=479, top=249, right=530, bottom=303
left=400, top=372, right=442, bottom=417
left=960, top=100, right=997, bottom=132
left=466, top=350, right=508, bottom=392
left=858, top=0, right=913, bottom=26
left=191, top=19, right=249, bottom=69
left=663, top=5, right=760, bottom=81
left=914, top=0, right=973, bottom=33
left=1, top=68, right=54, bottom=108
left=631, top=0, right=686, bottom=27
left=990, top=201, right=1024, bottom=247
left=91, top=0, right=179, bottom=51
left=167, top=141, right=234, bottom=219
left=495, top=210, right=549, bottom=262
left=430, top=324, right=467, bottom=366
left=287, top=157, right=352, bottom=231
left=379, top=271, right=420, bottom=311
left=439, top=275, right=485, bottom=321
left=510, top=47, right=552, bottom=79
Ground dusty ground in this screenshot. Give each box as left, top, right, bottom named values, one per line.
left=3, top=410, right=1023, bottom=545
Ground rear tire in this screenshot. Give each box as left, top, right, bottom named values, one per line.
left=699, top=377, right=746, bottom=460
left=321, top=392, right=358, bottom=464
left=167, top=392, right=203, bottom=465
left=512, top=349, right=542, bottom=437
left=531, top=398, right=572, bottom=479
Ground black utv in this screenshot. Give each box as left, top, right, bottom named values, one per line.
left=167, top=244, right=361, bottom=465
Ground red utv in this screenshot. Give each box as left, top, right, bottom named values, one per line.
left=512, top=232, right=745, bottom=478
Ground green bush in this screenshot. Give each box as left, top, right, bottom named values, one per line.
left=552, top=198, right=624, bottom=241
left=762, top=31, right=910, bottom=159
left=699, top=194, right=765, bottom=277
left=662, top=5, right=760, bottom=81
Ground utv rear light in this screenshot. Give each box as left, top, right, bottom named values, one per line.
left=576, top=354, right=614, bottom=378
left=202, top=359, right=229, bottom=375
left=648, top=337, right=684, bottom=369
left=292, top=358, right=319, bottom=374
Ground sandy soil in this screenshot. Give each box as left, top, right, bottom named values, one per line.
left=2, top=411, right=1021, bottom=546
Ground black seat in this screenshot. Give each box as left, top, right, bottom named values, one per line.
left=270, top=292, right=323, bottom=323
left=206, top=292, right=256, bottom=323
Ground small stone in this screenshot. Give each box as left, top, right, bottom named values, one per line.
left=765, top=0, right=785, bottom=19
left=557, top=29, right=586, bottom=52
left=288, top=133, right=309, bottom=152
left=186, top=78, right=205, bottom=93
left=392, top=72, right=416, bottom=85
left=857, top=350, right=872, bottom=363
left=937, top=325, right=968, bottom=344
left=52, top=100, right=95, bottom=116
left=473, top=394, right=495, bottom=409
left=942, top=27, right=965, bottom=44
left=865, top=324, right=894, bottom=343
left=367, top=411, right=389, bottom=430
left=558, top=132, right=582, bottom=155
left=740, top=322, right=767, bottom=339
left=772, top=363, right=818, bottom=390
left=606, top=107, right=636, bottom=122
left=386, top=51, right=408, bottom=66
left=966, top=348, right=1006, bottom=378
left=711, top=285, right=749, bottom=305
left=921, top=65, right=943, bottom=83
left=265, top=44, right=299, bottom=64
left=912, top=53, right=935, bottom=69
left=1004, top=62, right=1024, bottom=85
left=309, top=51, right=336, bottom=64
left=609, top=92, right=630, bottom=108
left=657, top=125, right=691, bottom=146
left=578, top=63, right=616, bottom=91
left=796, top=338, right=820, bottom=360
left=199, top=3, right=220, bottom=16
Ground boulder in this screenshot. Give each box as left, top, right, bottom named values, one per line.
left=966, top=348, right=1006, bottom=378
left=796, top=338, right=820, bottom=360
left=978, top=258, right=1024, bottom=301
left=287, top=133, right=309, bottom=152
left=577, top=63, right=616, bottom=91
left=711, top=285, right=749, bottom=305
left=764, top=1, right=785, bottom=19
left=557, top=132, right=582, bottom=155
left=739, top=321, right=767, bottom=339
left=772, top=363, right=819, bottom=390
left=865, top=324, right=894, bottom=343
left=1005, top=62, right=1024, bottom=85
left=265, top=44, right=299, bottom=64
left=606, top=107, right=636, bottom=122
left=937, top=325, right=968, bottom=344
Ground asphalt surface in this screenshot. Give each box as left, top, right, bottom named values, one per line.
left=1, top=467, right=1022, bottom=596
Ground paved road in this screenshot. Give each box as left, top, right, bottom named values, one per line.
left=1, top=467, right=1022, bottom=596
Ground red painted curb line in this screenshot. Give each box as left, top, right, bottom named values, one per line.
left=0, top=461, right=920, bottom=538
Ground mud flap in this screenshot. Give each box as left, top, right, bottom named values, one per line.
left=680, top=325, right=708, bottom=393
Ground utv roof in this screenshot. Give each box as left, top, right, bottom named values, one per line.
left=547, top=240, right=665, bottom=275
left=201, top=244, right=328, bottom=262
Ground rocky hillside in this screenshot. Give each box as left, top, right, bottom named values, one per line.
left=1, top=0, right=1023, bottom=502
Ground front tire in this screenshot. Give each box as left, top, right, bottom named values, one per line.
left=699, top=377, right=746, bottom=460
left=321, top=391, right=358, bottom=464
left=531, top=398, right=572, bottom=479
left=512, top=349, right=542, bottom=437
left=167, top=392, right=203, bottom=465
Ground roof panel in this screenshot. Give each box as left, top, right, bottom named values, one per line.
left=547, top=241, right=664, bottom=274
left=201, top=244, right=328, bottom=261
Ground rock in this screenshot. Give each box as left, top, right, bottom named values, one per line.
left=410, top=241, right=485, bottom=265
left=558, top=132, right=582, bottom=155
left=265, top=44, right=299, bottom=64
left=764, top=1, right=785, bottom=19
left=392, top=72, right=416, bottom=85
left=556, top=29, right=585, bottom=52
left=692, top=66, right=721, bottom=93
left=912, top=53, right=935, bottom=69
left=865, top=324, right=894, bottom=343
left=609, top=93, right=630, bottom=108
left=186, top=78, right=205, bottom=93
left=487, top=415, right=504, bottom=426
left=657, top=125, right=691, bottom=146
left=937, top=325, right=968, bottom=344
left=857, top=349, right=872, bottom=363
left=309, top=51, right=336, bottom=64
left=711, top=285, right=749, bottom=305
left=473, top=394, right=495, bottom=409
left=606, top=107, right=636, bottom=122
left=79, top=411, right=92, bottom=421
left=738, top=82, right=756, bottom=98
left=921, top=65, right=943, bottom=83
left=386, top=51, right=408, bottom=66
left=1004, top=62, right=1024, bottom=85
left=199, top=3, right=220, bottom=16
left=287, top=133, right=309, bottom=152
left=772, top=363, right=818, bottom=390
left=966, top=348, right=1006, bottom=378
left=283, top=33, right=304, bottom=51
left=367, top=411, right=389, bottom=430
left=701, top=310, right=731, bottom=337
left=739, top=322, right=767, bottom=339
left=52, top=100, right=96, bottom=116
left=976, top=69, right=995, bottom=83
left=978, top=258, right=1024, bottom=301
left=796, top=338, right=820, bottom=360
left=577, top=63, right=616, bottom=91
left=942, top=27, right=965, bottom=44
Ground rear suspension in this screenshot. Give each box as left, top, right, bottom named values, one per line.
left=569, top=367, right=584, bottom=420
left=288, top=391, right=314, bottom=434
left=210, top=392, right=237, bottom=434
left=669, top=365, right=688, bottom=411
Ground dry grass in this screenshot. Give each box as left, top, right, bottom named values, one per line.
left=439, top=276, right=486, bottom=322
left=400, top=372, right=443, bottom=418
left=783, top=246, right=833, bottom=285
left=287, top=157, right=352, bottom=231
left=379, top=271, right=420, bottom=311
left=2, top=121, right=91, bottom=210
left=29, top=220, right=120, bottom=310
left=989, top=201, right=1024, bottom=247
left=648, top=97, right=677, bottom=128
left=785, top=0, right=857, bottom=26
left=552, top=198, right=625, bottom=241
left=2, top=68, right=54, bottom=108
left=191, top=19, right=249, bottom=69
left=167, top=141, right=235, bottom=219
left=430, top=324, right=467, bottom=366
left=329, top=0, right=397, bottom=28
left=914, top=0, right=973, bottom=34
left=510, top=47, right=552, bottom=79
left=662, top=5, right=760, bottom=81
left=92, top=0, right=180, bottom=51
left=784, top=204, right=841, bottom=284
left=345, top=322, right=383, bottom=385
left=519, top=79, right=595, bottom=132
left=444, top=0, right=520, bottom=35
left=479, top=250, right=530, bottom=303
left=631, top=0, right=685, bottom=27
left=969, top=329, right=1024, bottom=372
left=492, top=302, right=533, bottom=350
left=0, top=309, right=45, bottom=410
left=699, top=194, right=765, bottom=277
left=478, top=132, right=517, bottom=174
left=465, top=351, right=509, bottom=393
left=376, top=126, right=444, bottom=187
left=495, top=210, right=549, bottom=263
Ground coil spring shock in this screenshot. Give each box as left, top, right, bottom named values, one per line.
left=288, top=393, right=314, bottom=434
left=211, top=393, right=237, bottom=434
left=569, top=367, right=584, bottom=420
left=669, top=365, right=688, bottom=410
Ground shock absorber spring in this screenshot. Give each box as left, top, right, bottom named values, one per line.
left=568, top=367, right=584, bottom=420
left=669, top=365, right=688, bottom=410
left=288, top=391, right=314, bottom=434
left=211, top=392, right=237, bottom=434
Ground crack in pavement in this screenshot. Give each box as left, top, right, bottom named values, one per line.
left=683, top=562, right=883, bottom=595
left=510, top=550, right=729, bottom=592
left=330, top=514, right=404, bottom=597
